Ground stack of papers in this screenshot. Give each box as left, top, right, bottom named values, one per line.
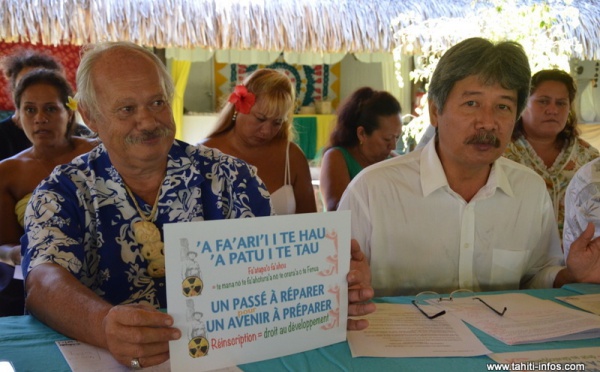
left=424, top=293, right=600, bottom=345
left=347, top=303, right=491, bottom=357
left=556, top=293, right=600, bottom=315
left=348, top=293, right=600, bottom=358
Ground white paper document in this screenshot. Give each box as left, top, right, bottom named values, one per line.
left=346, top=303, right=491, bottom=357
left=56, top=340, right=171, bottom=372
left=56, top=340, right=242, bottom=372
left=489, top=347, right=600, bottom=372
left=426, top=293, right=600, bottom=345
left=556, top=293, right=600, bottom=316
left=164, top=212, right=350, bottom=371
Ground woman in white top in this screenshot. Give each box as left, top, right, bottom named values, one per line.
left=203, top=68, right=316, bottom=215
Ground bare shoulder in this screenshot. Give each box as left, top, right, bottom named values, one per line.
left=0, top=152, right=31, bottom=170
left=73, top=137, right=100, bottom=152
left=286, top=141, right=310, bottom=174
left=321, top=147, right=344, bottom=165
left=288, top=141, right=309, bottom=161
left=202, top=135, right=229, bottom=151
left=0, top=159, right=14, bottom=183
left=0, top=156, right=30, bottom=187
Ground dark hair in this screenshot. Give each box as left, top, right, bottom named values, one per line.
left=512, top=69, right=578, bottom=145
left=14, top=69, right=76, bottom=137
left=328, top=87, right=401, bottom=148
left=1, top=49, right=62, bottom=91
left=428, top=37, right=531, bottom=118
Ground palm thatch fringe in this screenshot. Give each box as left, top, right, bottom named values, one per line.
left=393, top=0, right=600, bottom=61
left=0, top=0, right=598, bottom=59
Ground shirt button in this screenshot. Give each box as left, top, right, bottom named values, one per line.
left=463, top=243, right=469, bottom=249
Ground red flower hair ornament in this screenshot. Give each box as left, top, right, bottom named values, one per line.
left=228, top=85, right=256, bottom=114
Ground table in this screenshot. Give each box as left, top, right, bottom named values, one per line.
left=2, top=286, right=599, bottom=372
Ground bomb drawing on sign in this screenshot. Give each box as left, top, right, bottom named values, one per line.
left=180, top=238, right=203, bottom=297
left=186, top=299, right=209, bottom=358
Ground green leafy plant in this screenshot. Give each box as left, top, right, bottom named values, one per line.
left=392, top=0, right=582, bottom=149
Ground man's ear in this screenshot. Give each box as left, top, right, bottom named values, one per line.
left=79, top=105, right=98, bottom=133
left=428, top=100, right=439, bottom=129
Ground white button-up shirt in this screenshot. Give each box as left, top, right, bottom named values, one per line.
left=339, top=139, right=564, bottom=296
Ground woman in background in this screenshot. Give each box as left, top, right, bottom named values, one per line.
left=504, top=69, right=599, bottom=243
left=0, top=50, right=63, bottom=161
left=203, top=68, right=316, bottom=215
left=319, top=87, right=402, bottom=211
left=0, top=50, right=64, bottom=317
left=0, top=69, right=98, bottom=315
left=1, top=50, right=92, bottom=162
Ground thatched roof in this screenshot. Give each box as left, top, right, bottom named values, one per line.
left=1, top=0, right=599, bottom=59
left=393, top=0, right=600, bottom=61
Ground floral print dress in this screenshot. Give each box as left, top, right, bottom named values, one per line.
left=504, top=136, right=599, bottom=242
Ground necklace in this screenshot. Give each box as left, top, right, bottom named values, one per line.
left=123, top=183, right=160, bottom=222
left=123, top=182, right=165, bottom=278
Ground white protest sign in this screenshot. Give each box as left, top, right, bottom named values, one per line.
left=164, top=211, right=350, bottom=371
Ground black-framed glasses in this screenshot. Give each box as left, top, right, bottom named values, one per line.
left=411, top=289, right=507, bottom=319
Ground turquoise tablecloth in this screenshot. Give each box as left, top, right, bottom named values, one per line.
left=2, top=287, right=599, bottom=372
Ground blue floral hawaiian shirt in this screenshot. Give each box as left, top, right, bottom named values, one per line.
left=21, top=140, right=273, bottom=308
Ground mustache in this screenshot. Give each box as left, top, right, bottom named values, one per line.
left=464, top=130, right=501, bottom=148
left=125, top=127, right=173, bottom=145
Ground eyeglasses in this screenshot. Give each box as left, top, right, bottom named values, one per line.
left=411, top=289, right=507, bottom=319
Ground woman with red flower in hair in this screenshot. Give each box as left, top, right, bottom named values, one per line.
left=203, top=68, right=316, bottom=215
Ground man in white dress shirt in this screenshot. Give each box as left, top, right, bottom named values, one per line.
left=339, top=37, right=600, bottom=297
